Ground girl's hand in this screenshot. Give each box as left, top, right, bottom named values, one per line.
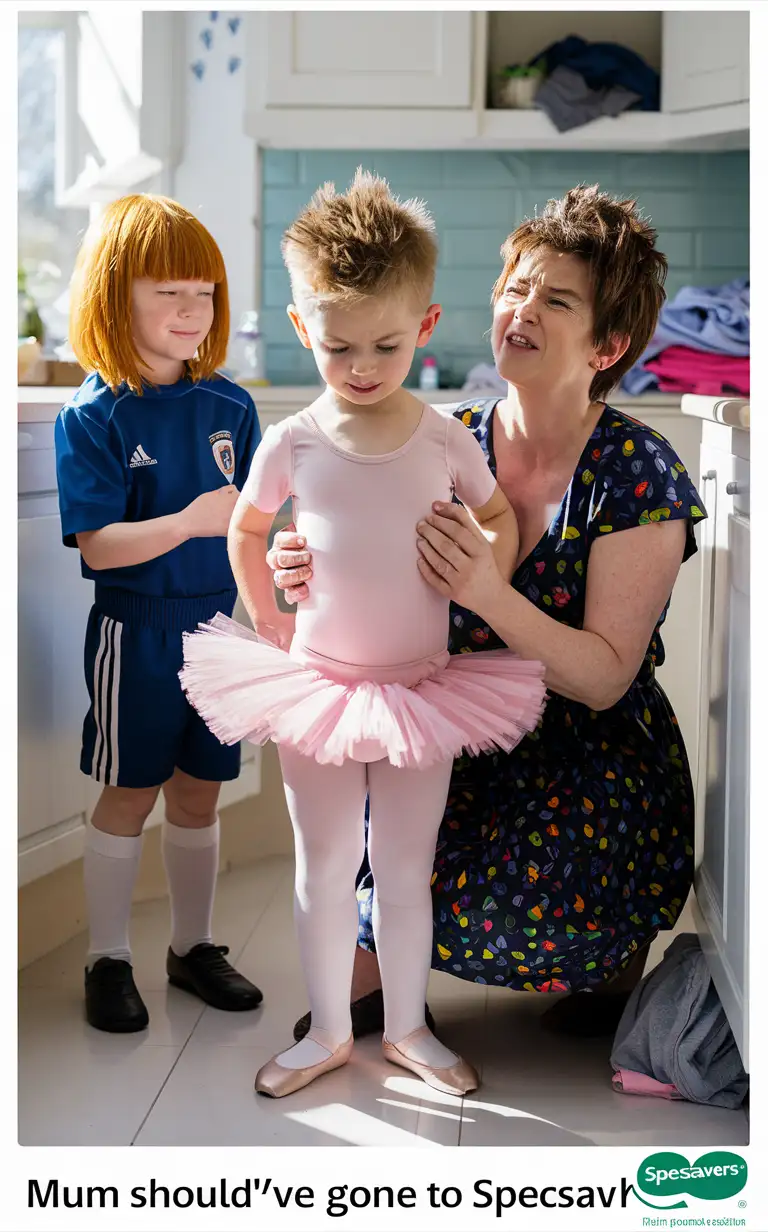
left=266, top=524, right=313, bottom=603
left=255, top=611, right=296, bottom=651
left=416, top=501, right=507, bottom=617
left=180, top=485, right=240, bottom=538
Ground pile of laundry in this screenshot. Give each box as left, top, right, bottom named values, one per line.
left=622, top=277, right=750, bottom=398
left=529, top=35, right=659, bottom=133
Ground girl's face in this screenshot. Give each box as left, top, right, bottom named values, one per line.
left=131, top=278, right=215, bottom=383
left=491, top=248, right=625, bottom=398
left=288, top=293, right=441, bottom=407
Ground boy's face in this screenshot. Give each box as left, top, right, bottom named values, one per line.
left=131, top=278, right=215, bottom=382
left=288, top=292, right=441, bottom=406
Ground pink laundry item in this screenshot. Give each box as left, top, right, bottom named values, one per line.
left=612, top=1069, right=682, bottom=1100
left=645, top=345, right=749, bottom=396
left=180, top=404, right=548, bottom=768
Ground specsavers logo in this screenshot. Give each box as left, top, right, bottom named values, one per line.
left=635, top=1151, right=748, bottom=1210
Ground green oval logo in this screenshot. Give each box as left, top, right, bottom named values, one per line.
left=638, top=1151, right=748, bottom=1201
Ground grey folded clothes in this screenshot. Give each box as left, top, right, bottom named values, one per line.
left=535, top=66, right=642, bottom=132
left=609, top=933, right=749, bottom=1109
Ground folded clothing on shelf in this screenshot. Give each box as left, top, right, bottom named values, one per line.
left=530, top=33, right=660, bottom=114
left=622, top=277, right=749, bottom=395
left=534, top=66, right=642, bottom=133
left=644, top=346, right=749, bottom=396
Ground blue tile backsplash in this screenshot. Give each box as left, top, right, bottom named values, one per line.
left=261, top=149, right=749, bottom=387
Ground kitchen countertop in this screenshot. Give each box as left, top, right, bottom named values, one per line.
left=19, top=384, right=685, bottom=424
left=680, top=394, right=750, bottom=429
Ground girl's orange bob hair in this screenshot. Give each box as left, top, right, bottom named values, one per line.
left=69, top=194, right=230, bottom=394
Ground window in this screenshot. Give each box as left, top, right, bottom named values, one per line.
left=18, top=15, right=87, bottom=348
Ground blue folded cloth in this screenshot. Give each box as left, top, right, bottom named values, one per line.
left=530, top=35, right=659, bottom=111
left=622, top=277, right=750, bottom=394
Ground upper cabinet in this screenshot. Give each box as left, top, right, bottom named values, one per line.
left=254, top=11, right=472, bottom=109
left=245, top=8, right=748, bottom=152
left=662, top=11, right=749, bottom=113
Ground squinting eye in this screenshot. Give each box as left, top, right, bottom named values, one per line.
left=377, top=345, right=397, bottom=354
left=323, top=345, right=348, bottom=354
left=550, top=299, right=568, bottom=308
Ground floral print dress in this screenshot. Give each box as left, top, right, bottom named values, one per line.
left=357, top=399, right=707, bottom=991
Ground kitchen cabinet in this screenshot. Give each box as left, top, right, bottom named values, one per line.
left=244, top=9, right=748, bottom=151
left=662, top=11, right=749, bottom=114
left=17, top=412, right=261, bottom=887
left=250, top=11, right=472, bottom=109
left=683, top=404, right=750, bottom=1069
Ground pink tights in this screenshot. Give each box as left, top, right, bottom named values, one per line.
left=278, top=746, right=453, bottom=1050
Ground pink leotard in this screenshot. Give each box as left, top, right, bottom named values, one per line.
left=241, top=403, right=497, bottom=671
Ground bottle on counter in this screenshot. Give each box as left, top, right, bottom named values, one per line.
left=418, top=355, right=440, bottom=392
left=231, top=310, right=269, bottom=386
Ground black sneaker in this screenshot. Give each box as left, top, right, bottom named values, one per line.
left=293, top=989, right=436, bottom=1042
left=166, top=943, right=263, bottom=1011
left=84, top=958, right=149, bottom=1033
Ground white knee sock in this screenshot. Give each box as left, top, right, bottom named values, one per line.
left=368, top=759, right=461, bottom=1069
left=84, top=824, right=143, bottom=968
left=275, top=748, right=366, bottom=1069
left=162, top=817, right=219, bottom=957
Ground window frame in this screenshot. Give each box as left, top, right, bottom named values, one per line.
left=18, top=9, right=181, bottom=209
left=19, top=10, right=82, bottom=207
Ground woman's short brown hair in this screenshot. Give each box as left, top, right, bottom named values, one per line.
left=492, top=185, right=668, bottom=401
left=69, top=194, right=229, bottom=394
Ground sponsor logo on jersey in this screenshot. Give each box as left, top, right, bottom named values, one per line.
left=129, top=444, right=157, bottom=467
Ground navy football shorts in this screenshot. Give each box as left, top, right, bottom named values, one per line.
left=80, top=597, right=241, bottom=789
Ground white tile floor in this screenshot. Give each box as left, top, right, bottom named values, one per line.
left=19, top=855, right=749, bottom=1148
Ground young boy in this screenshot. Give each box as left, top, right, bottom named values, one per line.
left=180, top=171, right=543, bottom=1098
left=55, top=194, right=263, bottom=1032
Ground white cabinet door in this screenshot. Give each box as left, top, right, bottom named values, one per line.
left=256, top=11, right=472, bottom=108
left=662, top=11, right=749, bottom=112
left=18, top=515, right=93, bottom=848
left=693, top=440, right=749, bottom=1068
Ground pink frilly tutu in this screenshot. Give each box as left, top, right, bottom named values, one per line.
left=180, top=613, right=547, bottom=769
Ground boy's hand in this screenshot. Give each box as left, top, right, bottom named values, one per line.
left=266, top=525, right=313, bottom=603
left=255, top=611, right=296, bottom=651
left=180, top=486, right=239, bottom=538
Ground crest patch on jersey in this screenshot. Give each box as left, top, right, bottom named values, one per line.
left=209, top=431, right=235, bottom=480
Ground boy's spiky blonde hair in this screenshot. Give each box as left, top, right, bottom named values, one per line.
left=282, top=168, right=438, bottom=310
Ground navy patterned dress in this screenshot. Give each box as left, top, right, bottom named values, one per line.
left=357, top=399, right=707, bottom=991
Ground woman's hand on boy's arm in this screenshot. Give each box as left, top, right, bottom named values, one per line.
left=416, top=499, right=508, bottom=615
left=266, top=525, right=313, bottom=603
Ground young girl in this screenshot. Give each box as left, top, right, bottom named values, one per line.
left=55, top=194, right=264, bottom=1033
left=181, top=172, right=547, bottom=1096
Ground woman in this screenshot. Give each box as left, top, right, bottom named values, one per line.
left=267, top=185, right=705, bottom=1039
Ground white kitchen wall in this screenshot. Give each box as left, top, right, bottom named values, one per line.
left=173, top=10, right=257, bottom=348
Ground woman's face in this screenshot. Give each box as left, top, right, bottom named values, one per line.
left=491, top=248, right=609, bottom=396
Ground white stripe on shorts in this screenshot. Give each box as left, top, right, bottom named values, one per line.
left=93, top=616, right=122, bottom=785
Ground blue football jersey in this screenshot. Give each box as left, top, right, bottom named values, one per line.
left=55, top=372, right=262, bottom=598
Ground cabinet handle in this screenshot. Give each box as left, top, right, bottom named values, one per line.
left=725, top=481, right=747, bottom=496
left=701, top=470, right=717, bottom=482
